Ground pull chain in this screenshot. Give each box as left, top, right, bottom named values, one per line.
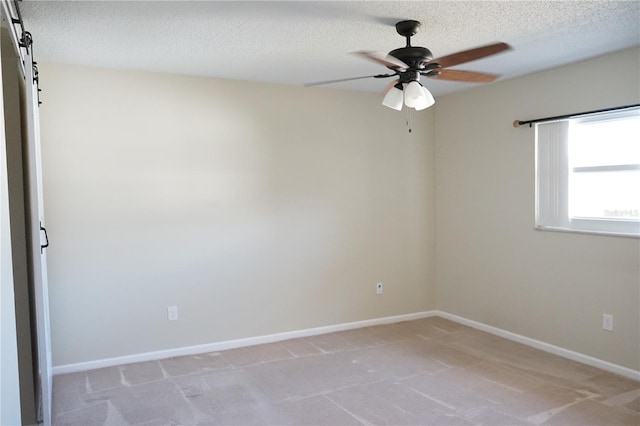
left=406, top=107, right=412, bottom=133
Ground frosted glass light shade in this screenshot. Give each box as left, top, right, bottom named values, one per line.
left=414, top=86, right=435, bottom=110
left=404, top=81, right=424, bottom=108
left=382, top=86, right=404, bottom=110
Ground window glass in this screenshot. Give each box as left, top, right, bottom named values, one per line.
left=569, top=115, right=640, bottom=167
left=569, top=170, right=640, bottom=220
left=568, top=113, right=640, bottom=222
left=535, top=106, right=640, bottom=237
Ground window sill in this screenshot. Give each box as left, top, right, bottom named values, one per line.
left=534, top=225, right=640, bottom=239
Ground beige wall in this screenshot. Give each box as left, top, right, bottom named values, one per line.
left=38, top=63, right=436, bottom=366
left=435, top=47, right=640, bottom=370
left=39, top=48, right=640, bottom=371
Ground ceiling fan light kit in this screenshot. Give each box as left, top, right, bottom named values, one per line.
left=414, top=85, right=436, bottom=111
left=382, top=83, right=404, bottom=110
left=306, top=20, right=511, bottom=112
left=404, top=81, right=426, bottom=107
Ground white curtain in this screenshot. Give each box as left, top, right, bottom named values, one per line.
left=535, top=120, right=569, bottom=230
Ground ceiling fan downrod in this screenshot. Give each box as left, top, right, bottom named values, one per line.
left=388, top=20, right=434, bottom=70
left=395, top=20, right=421, bottom=47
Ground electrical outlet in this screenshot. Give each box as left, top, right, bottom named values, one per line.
left=376, top=282, right=383, bottom=295
left=168, top=306, right=179, bottom=321
left=602, top=313, right=613, bottom=332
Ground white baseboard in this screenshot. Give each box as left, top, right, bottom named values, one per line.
left=52, top=310, right=437, bottom=375
left=436, top=311, right=640, bottom=382
left=53, top=309, right=639, bottom=382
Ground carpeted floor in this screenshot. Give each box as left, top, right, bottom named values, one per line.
left=52, top=317, right=640, bottom=425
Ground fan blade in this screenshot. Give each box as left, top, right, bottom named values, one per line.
left=427, top=42, right=511, bottom=68
left=305, top=74, right=395, bottom=87
left=352, top=51, right=409, bottom=70
left=426, top=69, right=500, bottom=83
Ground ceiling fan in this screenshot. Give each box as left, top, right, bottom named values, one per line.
left=306, top=20, right=512, bottom=111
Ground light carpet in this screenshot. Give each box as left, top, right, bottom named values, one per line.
left=52, top=317, right=640, bottom=425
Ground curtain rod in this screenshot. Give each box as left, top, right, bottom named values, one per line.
left=513, top=103, right=640, bottom=128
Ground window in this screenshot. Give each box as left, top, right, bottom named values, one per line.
left=535, top=107, right=640, bottom=237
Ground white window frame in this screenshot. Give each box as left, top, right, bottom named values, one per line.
left=535, top=107, right=640, bottom=238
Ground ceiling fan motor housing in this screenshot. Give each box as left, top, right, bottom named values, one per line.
left=389, top=46, right=433, bottom=70
left=389, top=20, right=434, bottom=73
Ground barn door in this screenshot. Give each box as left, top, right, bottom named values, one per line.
left=23, top=41, right=52, bottom=426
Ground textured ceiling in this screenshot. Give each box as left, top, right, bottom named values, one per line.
left=20, top=1, right=640, bottom=96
